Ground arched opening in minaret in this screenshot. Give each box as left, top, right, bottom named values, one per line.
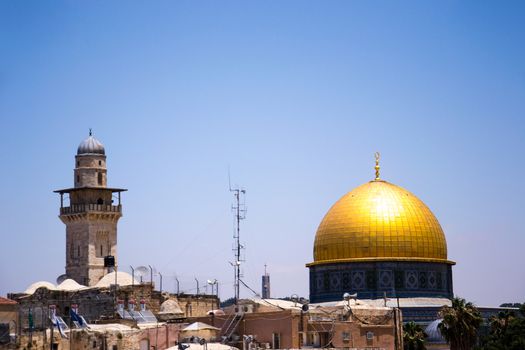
left=98, top=172, right=103, bottom=185
left=97, top=198, right=103, bottom=205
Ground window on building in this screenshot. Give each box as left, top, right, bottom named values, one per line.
left=112, top=345, right=118, bottom=350
left=76, top=175, right=80, bottom=183
left=93, top=340, right=97, bottom=348
left=342, top=332, right=351, bottom=342
left=272, top=333, right=280, bottom=349
left=98, top=172, right=103, bottom=185
left=77, top=246, right=80, bottom=257
left=77, top=161, right=80, bottom=167
left=99, top=160, right=102, bottom=166
left=100, top=245, right=103, bottom=257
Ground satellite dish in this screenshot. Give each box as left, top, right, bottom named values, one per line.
left=56, top=274, right=68, bottom=285
left=135, top=266, right=149, bottom=283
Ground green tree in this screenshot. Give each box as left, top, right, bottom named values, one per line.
left=403, top=321, right=427, bottom=350
left=438, top=297, right=482, bottom=350
left=220, top=297, right=236, bottom=308
left=479, top=303, right=525, bottom=350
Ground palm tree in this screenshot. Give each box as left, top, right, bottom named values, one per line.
left=438, top=297, right=482, bottom=350
left=488, top=310, right=515, bottom=337
left=403, top=321, right=427, bottom=350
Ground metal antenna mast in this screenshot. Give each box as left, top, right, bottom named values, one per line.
left=229, top=172, right=246, bottom=304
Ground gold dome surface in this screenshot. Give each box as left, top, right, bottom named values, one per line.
left=309, top=180, right=454, bottom=266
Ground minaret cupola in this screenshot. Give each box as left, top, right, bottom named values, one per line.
left=74, top=130, right=107, bottom=188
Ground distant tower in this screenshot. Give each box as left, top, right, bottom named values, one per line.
left=261, top=264, right=271, bottom=299
left=54, top=131, right=127, bottom=286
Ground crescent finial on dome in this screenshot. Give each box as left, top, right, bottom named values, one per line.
left=374, top=152, right=380, bottom=180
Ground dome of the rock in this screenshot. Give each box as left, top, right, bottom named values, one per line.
left=307, top=155, right=455, bottom=302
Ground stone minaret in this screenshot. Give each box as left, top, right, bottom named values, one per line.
left=55, top=131, right=126, bottom=286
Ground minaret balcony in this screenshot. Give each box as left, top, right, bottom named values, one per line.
left=60, top=204, right=122, bottom=215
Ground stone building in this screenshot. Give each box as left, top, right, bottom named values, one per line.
left=54, top=131, right=126, bottom=286
left=15, top=321, right=185, bottom=350
left=0, top=297, right=18, bottom=345
left=191, top=298, right=403, bottom=349
left=9, top=280, right=219, bottom=329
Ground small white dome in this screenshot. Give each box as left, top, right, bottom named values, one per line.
left=56, top=279, right=87, bottom=291
left=160, top=299, right=184, bottom=314
left=77, top=132, right=105, bottom=155
left=95, top=271, right=133, bottom=288
left=24, top=281, right=57, bottom=295
left=425, top=319, right=446, bottom=343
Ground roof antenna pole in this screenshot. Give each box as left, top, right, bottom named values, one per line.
left=229, top=169, right=246, bottom=305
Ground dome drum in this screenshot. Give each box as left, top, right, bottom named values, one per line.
left=309, top=260, right=453, bottom=302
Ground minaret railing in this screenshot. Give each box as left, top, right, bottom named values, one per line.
left=60, top=204, right=122, bottom=215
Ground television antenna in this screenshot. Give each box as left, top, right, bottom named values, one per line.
left=229, top=170, right=246, bottom=304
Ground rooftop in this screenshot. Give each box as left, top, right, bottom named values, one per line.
left=0, top=296, right=17, bottom=305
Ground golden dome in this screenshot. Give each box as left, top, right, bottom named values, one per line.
left=308, top=179, right=454, bottom=266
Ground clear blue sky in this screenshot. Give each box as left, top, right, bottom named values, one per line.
left=1, top=1, right=524, bottom=306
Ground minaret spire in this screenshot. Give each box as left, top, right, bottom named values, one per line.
left=374, top=152, right=380, bottom=180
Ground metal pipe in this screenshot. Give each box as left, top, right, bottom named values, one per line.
left=148, top=265, right=153, bottom=288
left=130, top=266, right=135, bottom=288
